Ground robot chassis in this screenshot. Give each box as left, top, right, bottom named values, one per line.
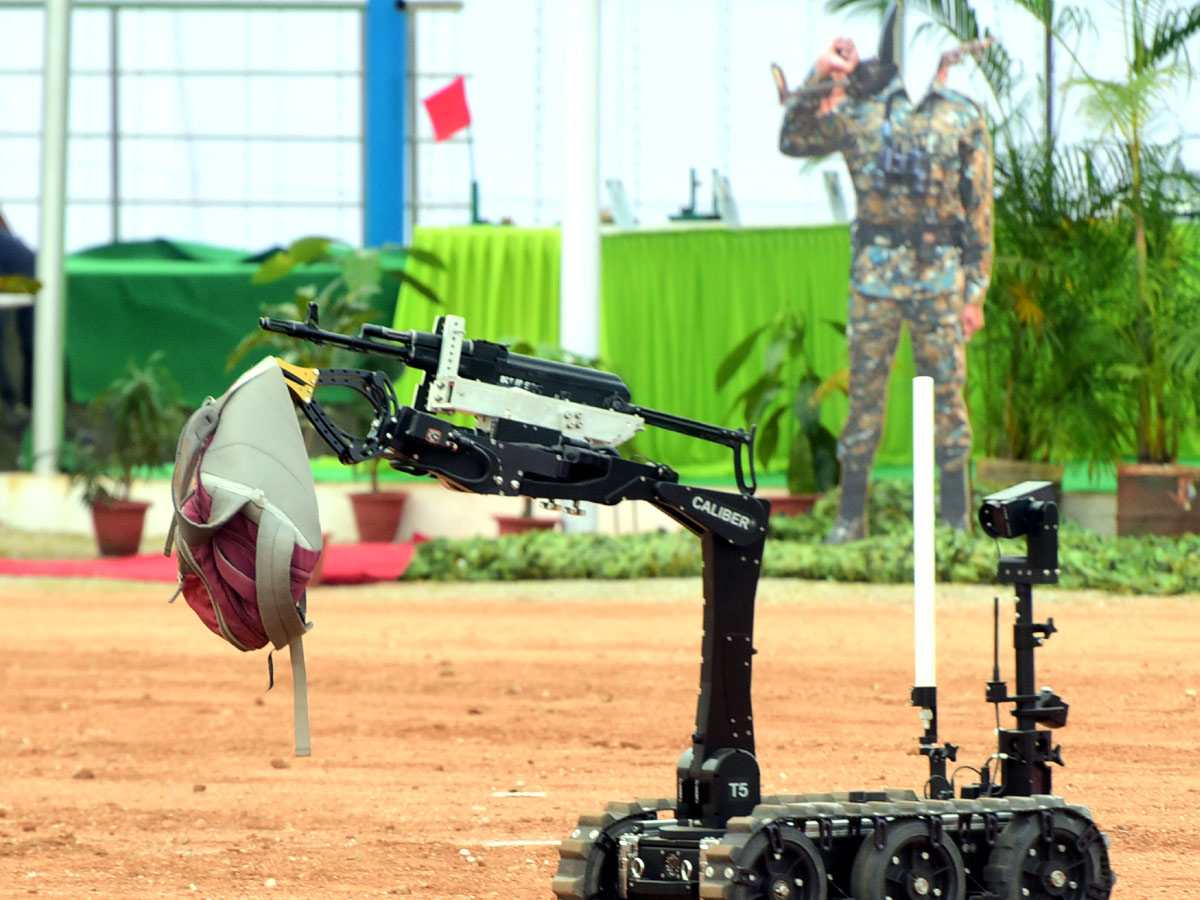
left=264, top=308, right=1115, bottom=900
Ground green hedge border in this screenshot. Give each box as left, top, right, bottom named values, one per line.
left=403, top=481, right=1200, bottom=595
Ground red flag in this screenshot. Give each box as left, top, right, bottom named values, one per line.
left=423, top=76, right=471, bottom=141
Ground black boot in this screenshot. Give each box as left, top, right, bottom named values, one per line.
left=825, top=463, right=870, bottom=543
left=939, top=464, right=971, bottom=531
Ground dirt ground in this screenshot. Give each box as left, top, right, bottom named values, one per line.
left=0, top=576, right=1196, bottom=899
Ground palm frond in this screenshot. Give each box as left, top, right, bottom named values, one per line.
left=1140, top=3, right=1200, bottom=74
left=1073, top=61, right=1187, bottom=139
left=906, top=0, right=1016, bottom=101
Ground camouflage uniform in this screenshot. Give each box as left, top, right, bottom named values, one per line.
left=779, top=71, right=993, bottom=533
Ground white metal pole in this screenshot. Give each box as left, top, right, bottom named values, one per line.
left=912, top=375, right=936, bottom=687
left=32, top=0, right=72, bottom=476
left=559, top=0, right=600, bottom=533
left=561, top=0, right=600, bottom=358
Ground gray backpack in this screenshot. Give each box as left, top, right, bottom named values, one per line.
left=165, top=357, right=323, bottom=756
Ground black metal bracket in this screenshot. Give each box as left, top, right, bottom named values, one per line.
left=911, top=685, right=957, bottom=799
left=1076, top=822, right=1102, bottom=853
left=765, top=822, right=784, bottom=855
left=872, top=817, right=889, bottom=851
left=957, top=812, right=972, bottom=838
left=928, top=814, right=944, bottom=849
left=817, top=818, right=834, bottom=852
left=982, top=812, right=1000, bottom=846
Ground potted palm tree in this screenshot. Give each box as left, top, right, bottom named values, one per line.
left=715, top=309, right=844, bottom=515
left=72, top=351, right=188, bottom=555
left=1083, top=157, right=1200, bottom=534
left=227, top=236, right=442, bottom=543
left=972, top=138, right=1133, bottom=498
left=1048, top=2, right=1200, bottom=534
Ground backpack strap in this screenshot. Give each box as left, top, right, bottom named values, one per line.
left=284, top=636, right=311, bottom=757
left=165, top=395, right=249, bottom=557
left=165, top=399, right=220, bottom=558
left=255, top=510, right=313, bottom=757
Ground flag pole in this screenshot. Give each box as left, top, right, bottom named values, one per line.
left=422, top=75, right=476, bottom=225
left=468, top=123, right=480, bottom=224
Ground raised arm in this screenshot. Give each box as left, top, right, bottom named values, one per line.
left=777, top=38, right=858, bottom=158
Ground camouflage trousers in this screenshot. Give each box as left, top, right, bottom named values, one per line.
left=838, top=287, right=972, bottom=471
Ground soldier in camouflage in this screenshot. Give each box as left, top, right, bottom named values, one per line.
left=777, top=22, right=993, bottom=542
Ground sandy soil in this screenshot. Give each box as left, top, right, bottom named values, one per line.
left=0, top=576, right=1196, bottom=899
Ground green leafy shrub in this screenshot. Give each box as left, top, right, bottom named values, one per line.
left=69, top=351, right=189, bottom=504
left=405, top=530, right=701, bottom=582
left=403, top=480, right=1200, bottom=595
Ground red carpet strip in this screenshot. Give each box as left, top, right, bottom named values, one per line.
left=0, top=542, right=415, bottom=585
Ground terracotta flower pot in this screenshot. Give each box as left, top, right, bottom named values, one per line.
left=349, top=491, right=409, bottom=542
left=90, top=499, right=151, bottom=556
left=494, top=514, right=558, bottom=536
left=1116, top=463, right=1200, bottom=536
left=767, top=493, right=820, bottom=517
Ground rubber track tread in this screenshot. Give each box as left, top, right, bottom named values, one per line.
left=553, top=793, right=1107, bottom=899
left=675, top=794, right=1103, bottom=900
left=981, top=805, right=1115, bottom=900
left=552, top=798, right=675, bottom=900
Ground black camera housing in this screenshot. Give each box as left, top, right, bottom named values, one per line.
left=979, top=481, right=1059, bottom=584
left=978, top=480, right=1057, bottom=539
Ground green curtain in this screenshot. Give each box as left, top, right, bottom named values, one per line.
left=395, top=225, right=561, bottom=344
left=601, top=225, right=887, bottom=477
left=396, top=224, right=921, bottom=479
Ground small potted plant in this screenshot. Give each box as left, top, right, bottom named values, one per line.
left=227, top=236, right=442, bottom=542
left=715, top=309, right=845, bottom=515
left=342, top=352, right=413, bottom=542
left=72, top=351, right=188, bottom=555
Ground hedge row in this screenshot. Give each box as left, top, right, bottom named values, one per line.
left=402, top=481, right=1200, bottom=595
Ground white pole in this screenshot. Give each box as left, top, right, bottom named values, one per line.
left=912, top=375, right=936, bottom=687
left=560, top=0, right=600, bottom=358
left=32, top=0, right=72, bottom=476
left=559, top=0, right=600, bottom=533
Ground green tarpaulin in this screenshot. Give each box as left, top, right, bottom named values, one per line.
left=66, top=239, right=345, bottom=407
